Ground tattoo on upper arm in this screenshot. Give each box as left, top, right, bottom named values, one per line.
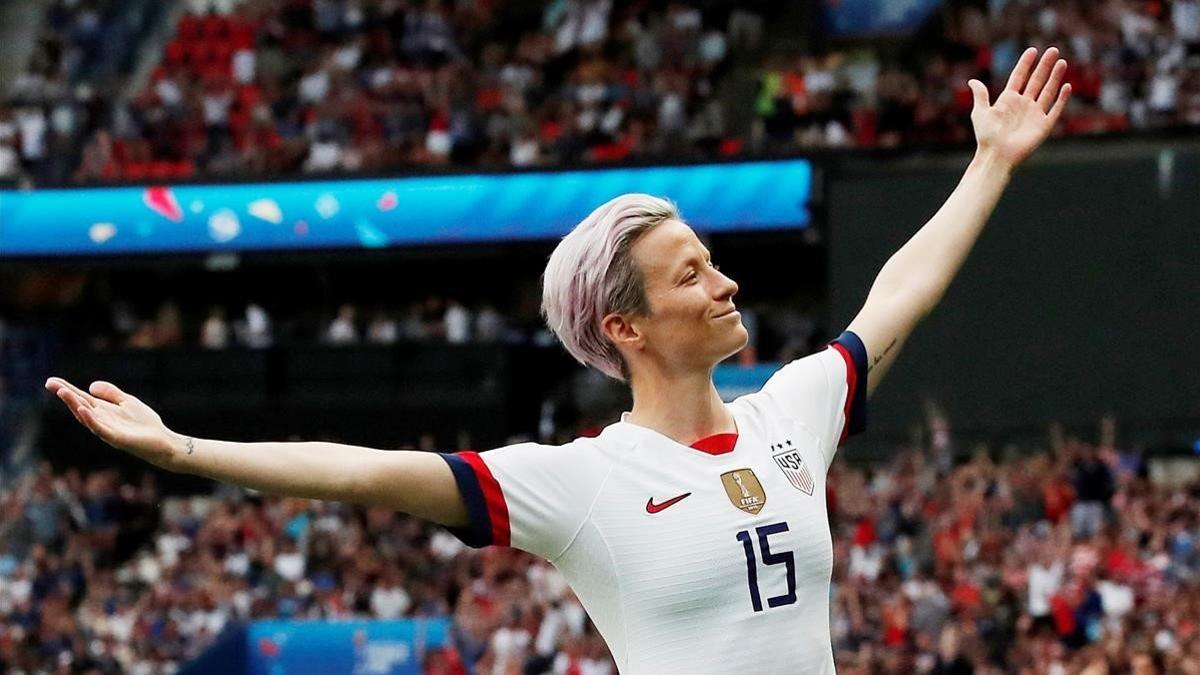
left=186, top=437, right=195, bottom=455
left=869, top=338, right=898, bottom=372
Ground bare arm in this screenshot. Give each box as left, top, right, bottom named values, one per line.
left=45, top=377, right=468, bottom=527
left=168, top=435, right=468, bottom=525
left=846, top=47, right=1072, bottom=396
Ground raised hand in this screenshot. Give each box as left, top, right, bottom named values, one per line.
left=968, top=47, right=1072, bottom=168
left=44, top=377, right=184, bottom=470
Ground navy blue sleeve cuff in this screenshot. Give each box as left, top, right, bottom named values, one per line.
left=831, top=330, right=869, bottom=438
left=438, top=452, right=494, bottom=548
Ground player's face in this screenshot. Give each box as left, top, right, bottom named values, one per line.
left=628, top=219, right=748, bottom=371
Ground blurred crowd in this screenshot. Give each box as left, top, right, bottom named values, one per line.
left=1, top=412, right=1197, bottom=673
left=828, top=414, right=1200, bottom=674
left=0, top=0, right=751, bottom=183
left=93, top=298, right=505, bottom=351
left=0, top=451, right=613, bottom=675
left=8, top=1, right=1200, bottom=184
left=0, top=0, right=163, bottom=183
left=756, top=0, right=1200, bottom=151
left=76, top=296, right=821, bottom=364
left=65, top=0, right=746, bottom=183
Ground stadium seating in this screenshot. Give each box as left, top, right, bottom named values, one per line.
left=1, top=421, right=1195, bottom=672
left=8, top=1, right=1200, bottom=185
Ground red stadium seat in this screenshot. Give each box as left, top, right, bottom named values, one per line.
left=476, top=87, right=503, bottom=110
left=952, top=84, right=974, bottom=114
left=1066, top=63, right=1102, bottom=101
left=718, top=137, right=744, bottom=157
left=111, top=139, right=129, bottom=163
left=123, top=162, right=150, bottom=180
left=149, top=161, right=175, bottom=180
left=539, top=120, right=562, bottom=142
left=187, top=42, right=212, bottom=67
left=1062, top=111, right=1129, bottom=135
left=199, top=58, right=231, bottom=82
left=236, top=84, right=261, bottom=110
left=178, top=15, right=201, bottom=41
left=100, top=160, right=120, bottom=180
left=165, top=40, right=186, bottom=65
left=202, top=15, right=229, bottom=40
left=212, top=43, right=234, bottom=65
left=231, top=25, right=256, bottom=50
left=229, top=109, right=250, bottom=134
left=590, top=142, right=630, bottom=162
left=852, top=109, right=877, bottom=147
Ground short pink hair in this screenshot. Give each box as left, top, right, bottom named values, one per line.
left=542, top=193, right=679, bottom=381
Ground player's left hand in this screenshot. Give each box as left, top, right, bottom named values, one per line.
left=968, top=46, right=1071, bottom=168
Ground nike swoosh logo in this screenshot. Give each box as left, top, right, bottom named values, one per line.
left=646, top=492, right=692, bottom=514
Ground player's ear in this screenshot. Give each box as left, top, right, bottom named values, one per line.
left=601, top=311, right=644, bottom=352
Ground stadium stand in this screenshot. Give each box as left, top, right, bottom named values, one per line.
left=754, top=0, right=1200, bottom=150
left=6, top=1, right=1200, bottom=185
left=67, top=0, right=746, bottom=184
left=1, top=416, right=1197, bottom=673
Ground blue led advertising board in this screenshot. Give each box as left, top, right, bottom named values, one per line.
left=0, top=160, right=813, bottom=258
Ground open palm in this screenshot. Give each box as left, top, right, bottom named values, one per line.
left=969, top=47, right=1072, bottom=166
left=45, top=377, right=179, bottom=468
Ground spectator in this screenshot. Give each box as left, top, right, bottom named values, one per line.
left=0, top=108, right=19, bottom=179
left=325, top=304, right=360, bottom=346
left=1028, top=537, right=1065, bottom=635
left=154, top=301, right=183, bottom=348
left=126, top=321, right=159, bottom=349
left=1071, top=444, right=1114, bottom=538
left=445, top=300, right=471, bottom=344
left=475, top=305, right=503, bottom=343
left=370, top=570, right=411, bottom=619
left=200, top=306, right=230, bottom=350
left=235, top=303, right=273, bottom=349
left=366, top=309, right=399, bottom=345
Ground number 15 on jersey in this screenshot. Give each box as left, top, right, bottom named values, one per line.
left=735, top=521, right=797, bottom=612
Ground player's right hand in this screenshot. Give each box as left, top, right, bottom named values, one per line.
left=967, top=46, right=1070, bottom=169
left=44, top=377, right=182, bottom=470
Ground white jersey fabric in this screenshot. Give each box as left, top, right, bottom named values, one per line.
left=440, top=332, right=868, bottom=674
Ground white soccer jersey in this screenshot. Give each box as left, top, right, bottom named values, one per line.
left=440, top=332, right=868, bottom=674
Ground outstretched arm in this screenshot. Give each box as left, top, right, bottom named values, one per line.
left=44, top=377, right=469, bottom=527
left=847, top=47, right=1072, bottom=397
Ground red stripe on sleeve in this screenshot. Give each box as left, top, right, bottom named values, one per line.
left=458, top=451, right=511, bottom=547
left=830, top=343, right=858, bottom=445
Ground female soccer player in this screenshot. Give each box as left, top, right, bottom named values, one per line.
left=47, top=47, right=1070, bottom=673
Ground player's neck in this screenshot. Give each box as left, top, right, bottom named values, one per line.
left=625, top=369, right=735, bottom=446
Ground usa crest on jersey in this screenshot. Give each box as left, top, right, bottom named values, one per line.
left=771, top=441, right=815, bottom=496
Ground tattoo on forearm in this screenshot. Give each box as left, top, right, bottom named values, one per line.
left=185, top=437, right=195, bottom=455
left=869, top=338, right=898, bottom=372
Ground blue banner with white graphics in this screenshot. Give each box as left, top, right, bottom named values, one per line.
left=0, top=160, right=812, bottom=257
left=823, top=0, right=942, bottom=37
left=243, top=618, right=450, bottom=675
